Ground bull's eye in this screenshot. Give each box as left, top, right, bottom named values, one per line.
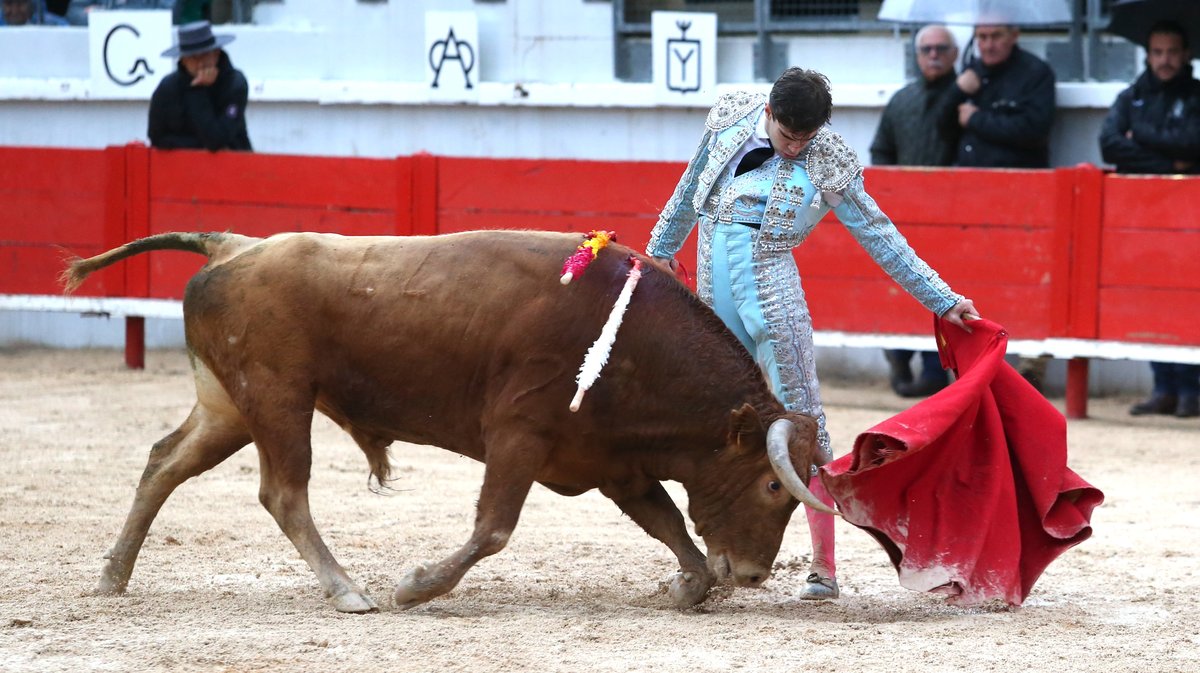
left=768, top=480, right=782, bottom=492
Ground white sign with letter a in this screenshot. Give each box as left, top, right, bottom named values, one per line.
left=652, top=11, right=717, bottom=106
left=425, top=11, right=480, bottom=103
left=88, top=10, right=175, bottom=99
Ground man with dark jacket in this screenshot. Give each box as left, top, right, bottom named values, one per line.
left=952, top=23, right=1055, bottom=392
left=148, top=21, right=252, bottom=152
left=1100, top=20, right=1200, bottom=419
left=953, top=24, right=1055, bottom=168
left=870, top=24, right=961, bottom=398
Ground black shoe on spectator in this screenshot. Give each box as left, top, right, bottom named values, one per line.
left=1176, top=396, right=1199, bottom=418
left=885, top=351, right=913, bottom=395
left=1129, top=393, right=1177, bottom=416
left=1017, top=366, right=1044, bottom=394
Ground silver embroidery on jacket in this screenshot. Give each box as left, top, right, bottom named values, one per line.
left=834, top=175, right=962, bottom=316
left=706, top=92, right=767, bottom=131
left=804, top=127, right=863, bottom=193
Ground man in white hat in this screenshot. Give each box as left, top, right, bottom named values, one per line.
left=148, top=20, right=252, bottom=151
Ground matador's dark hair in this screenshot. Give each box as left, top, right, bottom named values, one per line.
left=768, top=67, right=833, bottom=134
left=1148, top=19, right=1189, bottom=50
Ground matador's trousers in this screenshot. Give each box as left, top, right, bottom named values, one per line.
left=707, top=220, right=837, bottom=576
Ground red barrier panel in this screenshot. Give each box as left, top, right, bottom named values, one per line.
left=434, top=156, right=691, bottom=270
left=1097, top=174, right=1200, bottom=345
left=142, top=150, right=403, bottom=299
left=797, top=167, right=1063, bottom=338
left=0, top=146, right=112, bottom=294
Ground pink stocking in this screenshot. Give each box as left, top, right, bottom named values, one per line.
left=804, top=477, right=837, bottom=578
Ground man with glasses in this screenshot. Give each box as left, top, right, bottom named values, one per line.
left=870, top=24, right=961, bottom=398
left=647, top=67, right=979, bottom=601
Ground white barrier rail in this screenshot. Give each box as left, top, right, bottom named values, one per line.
left=5, top=293, right=1198, bottom=364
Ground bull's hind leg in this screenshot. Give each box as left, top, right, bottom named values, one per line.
left=393, top=431, right=544, bottom=610
left=249, top=398, right=377, bottom=614
left=99, top=402, right=251, bottom=595
left=604, top=482, right=716, bottom=608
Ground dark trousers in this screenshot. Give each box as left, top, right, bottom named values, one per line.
left=887, top=349, right=948, bottom=384
left=1150, top=361, right=1200, bottom=398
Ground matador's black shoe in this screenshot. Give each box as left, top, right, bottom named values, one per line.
left=797, top=573, right=839, bottom=600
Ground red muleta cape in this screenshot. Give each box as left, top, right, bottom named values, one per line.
left=820, top=317, right=1104, bottom=606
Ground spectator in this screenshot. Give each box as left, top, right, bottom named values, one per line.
left=178, top=0, right=209, bottom=23
left=148, top=20, right=252, bottom=151
left=953, top=24, right=1055, bottom=168
left=646, top=67, right=979, bottom=601
left=1, top=0, right=69, bottom=25
left=1099, top=19, right=1200, bottom=419
left=870, top=24, right=961, bottom=398
left=953, top=23, right=1056, bottom=391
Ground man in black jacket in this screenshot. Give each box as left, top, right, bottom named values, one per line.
left=148, top=20, right=252, bottom=152
left=870, top=24, right=961, bottom=398
left=953, top=23, right=1056, bottom=392
left=1100, top=20, right=1200, bottom=419
left=953, top=24, right=1055, bottom=168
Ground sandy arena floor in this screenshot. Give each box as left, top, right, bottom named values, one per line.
left=1, top=348, right=1197, bottom=673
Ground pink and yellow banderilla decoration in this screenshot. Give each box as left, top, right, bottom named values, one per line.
left=559, top=230, right=615, bottom=285
left=557, top=231, right=643, bottom=412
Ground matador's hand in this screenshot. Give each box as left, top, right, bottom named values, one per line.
left=942, top=299, right=980, bottom=333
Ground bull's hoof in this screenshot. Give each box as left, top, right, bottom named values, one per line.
left=667, top=571, right=713, bottom=608
left=330, top=590, right=378, bottom=614
left=96, top=569, right=129, bottom=596
left=93, top=582, right=127, bottom=597
left=393, top=564, right=434, bottom=610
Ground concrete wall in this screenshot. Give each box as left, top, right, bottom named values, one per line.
left=0, top=2, right=1135, bottom=165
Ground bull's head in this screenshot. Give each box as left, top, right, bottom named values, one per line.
left=690, top=403, right=836, bottom=590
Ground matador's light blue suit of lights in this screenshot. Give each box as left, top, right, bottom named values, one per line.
left=647, top=92, right=962, bottom=462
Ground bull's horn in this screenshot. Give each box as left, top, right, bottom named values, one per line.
left=766, top=419, right=840, bottom=517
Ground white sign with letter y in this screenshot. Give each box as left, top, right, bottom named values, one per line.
left=652, top=11, right=717, bottom=106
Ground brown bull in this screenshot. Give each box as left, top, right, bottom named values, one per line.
left=63, top=230, right=834, bottom=613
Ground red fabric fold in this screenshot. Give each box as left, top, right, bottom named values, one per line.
left=820, top=317, right=1104, bottom=606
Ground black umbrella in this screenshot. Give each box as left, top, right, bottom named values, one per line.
left=1106, top=0, right=1200, bottom=47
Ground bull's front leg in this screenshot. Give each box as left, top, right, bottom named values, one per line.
left=393, top=439, right=539, bottom=610
left=605, top=481, right=715, bottom=608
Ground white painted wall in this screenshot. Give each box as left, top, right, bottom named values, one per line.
left=0, top=2, right=1132, bottom=164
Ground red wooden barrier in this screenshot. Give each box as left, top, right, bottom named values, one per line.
left=1098, top=174, right=1200, bottom=345
left=0, top=147, right=111, bottom=293
left=798, top=167, right=1063, bottom=338
left=3, top=144, right=1198, bottom=419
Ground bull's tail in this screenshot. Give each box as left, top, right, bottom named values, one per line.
left=60, top=231, right=261, bottom=294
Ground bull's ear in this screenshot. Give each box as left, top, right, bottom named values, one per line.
left=727, top=403, right=765, bottom=452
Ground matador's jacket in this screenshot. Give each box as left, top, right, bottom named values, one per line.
left=647, top=92, right=963, bottom=456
